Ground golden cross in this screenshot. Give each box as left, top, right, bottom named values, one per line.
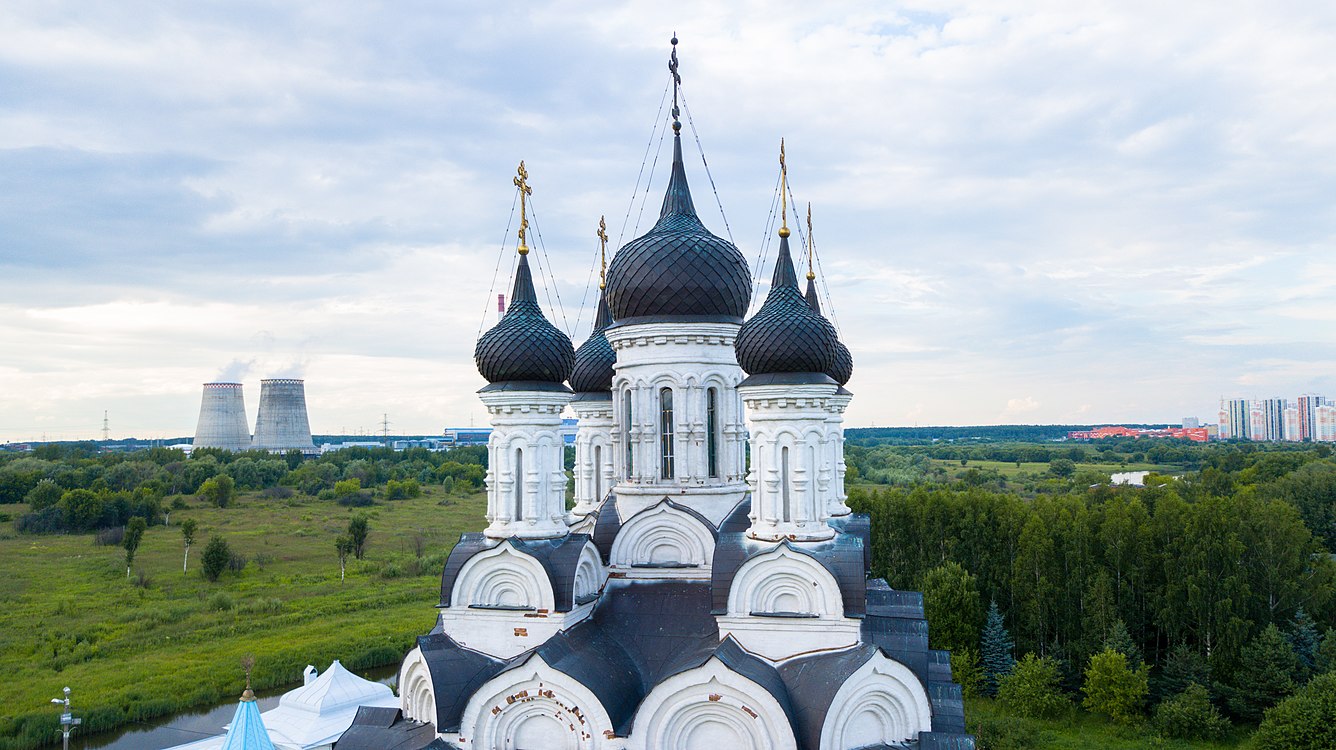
left=597, top=215, right=609, bottom=289
left=514, top=160, right=532, bottom=256
left=806, top=202, right=815, bottom=281
left=778, top=139, right=790, bottom=238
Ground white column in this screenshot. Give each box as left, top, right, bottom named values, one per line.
left=828, top=392, right=852, bottom=516
left=740, top=382, right=838, bottom=542
left=480, top=388, right=572, bottom=540
left=570, top=396, right=614, bottom=516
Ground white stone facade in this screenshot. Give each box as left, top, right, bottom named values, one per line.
left=739, top=382, right=841, bottom=541
left=569, top=396, right=614, bottom=519
left=480, top=388, right=572, bottom=540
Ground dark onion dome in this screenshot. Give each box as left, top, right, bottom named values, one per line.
left=475, top=254, right=575, bottom=385
left=604, top=133, right=751, bottom=325
left=735, top=235, right=838, bottom=377
left=569, top=290, right=616, bottom=393
left=806, top=276, right=854, bottom=386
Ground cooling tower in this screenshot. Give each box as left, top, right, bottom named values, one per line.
left=252, top=378, right=316, bottom=454
left=193, top=382, right=251, bottom=452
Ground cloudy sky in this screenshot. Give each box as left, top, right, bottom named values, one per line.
left=2, top=1, right=1334, bottom=441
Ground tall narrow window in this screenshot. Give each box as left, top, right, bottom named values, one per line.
left=781, top=446, right=791, bottom=522
left=594, top=444, right=603, bottom=502
left=623, top=390, right=633, bottom=479
left=513, top=448, right=524, bottom=521
left=659, top=387, right=675, bottom=480
left=707, top=387, right=719, bottom=478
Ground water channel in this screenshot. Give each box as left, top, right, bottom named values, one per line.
left=66, top=663, right=400, bottom=750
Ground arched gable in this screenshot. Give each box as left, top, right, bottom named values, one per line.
left=458, top=653, right=615, bottom=750
left=726, top=546, right=844, bottom=618
left=610, top=499, right=716, bottom=573
left=628, top=657, right=798, bottom=750
left=398, top=646, right=436, bottom=726
left=819, top=650, right=933, bottom=749
left=451, top=543, right=555, bottom=611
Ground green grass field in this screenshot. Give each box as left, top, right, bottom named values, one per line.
left=966, top=697, right=1252, bottom=749
left=935, top=459, right=1181, bottom=481
left=0, top=487, right=485, bottom=750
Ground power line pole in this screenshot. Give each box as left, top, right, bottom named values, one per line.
left=381, top=413, right=391, bottom=445
left=102, top=411, right=110, bottom=441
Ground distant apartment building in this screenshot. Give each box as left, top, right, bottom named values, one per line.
left=1225, top=398, right=1251, bottom=440
left=1067, top=425, right=1210, bottom=442
left=1182, top=417, right=1200, bottom=429
left=1297, top=394, right=1328, bottom=442
left=1284, top=406, right=1300, bottom=442
left=1318, top=404, right=1336, bottom=443
left=1260, top=398, right=1287, bottom=442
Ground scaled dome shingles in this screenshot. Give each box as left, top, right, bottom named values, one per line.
left=806, top=276, right=854, bottom=386
left=735, top=234, right=839, bottom=376
left=605, top=133, right=751, bottom=323
left=474, top=254, right=575, bottom=384
left=570, top=292, right=616, bottom=393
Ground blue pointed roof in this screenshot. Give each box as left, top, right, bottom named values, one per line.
left=221, top=692, right=275, bottom=750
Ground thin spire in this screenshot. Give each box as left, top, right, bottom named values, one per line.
left=597, top=216, right=608, bottom=290
left=669, top=33, right=681, bottom=134
left=657, top=34, right=697, bottom=219
left=770, top=232, right=799, bottom=291
left=805, top=202, right=815, bottom=281
left=778, top=139, right=790, bottom=239
left=513, top=161, right=532, bottom=256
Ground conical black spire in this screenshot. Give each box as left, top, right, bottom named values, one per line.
left=804, top=266, right=854, bottom=386
left=735, top=235, right=838, bottom=377
left=658, top=133, right=697, bottom=219
left=475, top=254, right=575, bottom=385
left=570, top=290, right=616, bottom=393
left=805, top=276, right=821, bottom=314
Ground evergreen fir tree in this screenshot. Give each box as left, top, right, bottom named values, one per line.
left=1223, top=623, right=1298, bottom=722
left=1153, top=642, right=1209, bottom=703
left=1103, top=619, right=1142, bottom=669
left=1287, top=607, right=1320, bottom=681
left=980, top=599, right=1016, bottom=697
left=1319, top=627, right=1336, bottom=675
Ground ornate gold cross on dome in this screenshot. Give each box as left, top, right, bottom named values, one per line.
left=597, top=215, right=609, bottom=290
left=514, top=160, right=533, bottom=256
left=778, top=138, right=790, bottom=238
left=806, top=202, right=815, bottom=280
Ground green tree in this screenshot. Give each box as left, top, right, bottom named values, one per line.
left=201, top=535, right=231, bottom=582
left=981, top=600, right=1016, bottom=697
left=1048, top=458, right=1076, bottom=478
left=24, top=479, right=63, bottom=511
left=1224, top=623, right=1298, bottom=721
left=335, top=534, right=353, bottom=582
left=1288, top=607, right=1321, bottom=681
left=1153, top=683, right=1229, bottom=741
left=997, top=653, right=1069, bottom=719
left=347, top=514, right=369, bottom=560
left=950, top=647, right=983, bottom=699
left=333, top=478, right=361, bottom=498
left=1153, top=643, right=1209, bottom=703
left=1103, top=619, right=1142, bottom=669
left=60, top=488, right=104, bottom=531
left=920, top=561, right=983, bottom=656
left=180, top=518, right=198, bottom=573
left=1319, top=627, right=1336, bottom=675
left=123, top=517, right=146, bottom=579
left=1081, top=648, right=1149, bottom=723
left=1252, top=672, right=1336, bottom=750
left=198, top=474, right=235, bottom=508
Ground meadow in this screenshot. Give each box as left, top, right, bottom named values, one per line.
left=0, top=486, right=484, bottom=750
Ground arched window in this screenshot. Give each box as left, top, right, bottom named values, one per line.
left=659, top=387, right=675, bottom=480
left=623, top=390, right=633, bottom=479
left=707, top=387, right=719, bottom=478
left=513, top=447, right=524, bottom=521
left=781, top=446, right=791, bottom=522
left=594, top=444, right=603, bottom=502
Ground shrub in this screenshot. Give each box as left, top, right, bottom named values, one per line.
left=968, top=713, right=1039, bottom=750
left=316, top=488, right=336, bottom=501
left=227, top=551, right=248, bottom=573
left=94, top=526, right=125, bottom=546
left=170, top=495, right=189, bottom=510
left=333, top=478, right=361, bottom=497
left=15, top=505, right=62, bottom=534
left=1153, top=683, right=1228, bottom=741
left=25, top=479, right=63, bottom=511
left=1252, top=672, right=1336, bottom=750
left=260, top=485, right=295, bottom=500
left=998, top=654, right=1069, bottom=719
left=197, top=475, right=235, bottom=508
left=337, top=491, right=375, bottom=507
left=1082, top=648, right=1148, bottom=723
left=201, top=535, right=231, bottom=582
left=383, top=478, right=421, bottom=500
left=207, top=592, right=234, bottom=611
left=951, top=647, right=983, bottom=698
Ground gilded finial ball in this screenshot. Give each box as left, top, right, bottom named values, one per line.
left=673, top=120, right=681, bottom=133
left=671, top=35, right=678, bottom=46
left=779, top=226, right=791, bottom=238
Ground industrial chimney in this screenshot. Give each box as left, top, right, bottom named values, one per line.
left=193, top=382, right=251, bottom=452
left=252, top=379, right=316, bottom=454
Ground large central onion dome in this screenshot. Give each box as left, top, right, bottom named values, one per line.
left=604, top=133, right=751, bottom=324
left=806, top=276, right=854, bottom=386
left=475, top=254, right=575, bottom=385
left=569, top=291, right=615, bottom=393
left=735, top=233, right=838, bottom=378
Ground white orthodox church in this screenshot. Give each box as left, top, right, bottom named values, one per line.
left=387, top=44, right=974, bottom=750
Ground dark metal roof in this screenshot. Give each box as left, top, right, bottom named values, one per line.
left=718, top=497, right=751, bottom=535
left=736, top=234, right=839, bottom=377
left=570, top=291, right=616, bottom=393
left=438, top=533, right=592, bottom=612
left=591, top=495, right=621, bottom=563
left=804, top=276, right=854, bottom=386
left=827, top=513, right=872, bottom=574
left=334, top=712, right=436, bottom=750
left=474, top=254, right=575, bottom=385
left=604, top=134, right=751, bottom=324
left=417, top=631, right=507, bottom=733
left=778, top=642, right=880, bottom=749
